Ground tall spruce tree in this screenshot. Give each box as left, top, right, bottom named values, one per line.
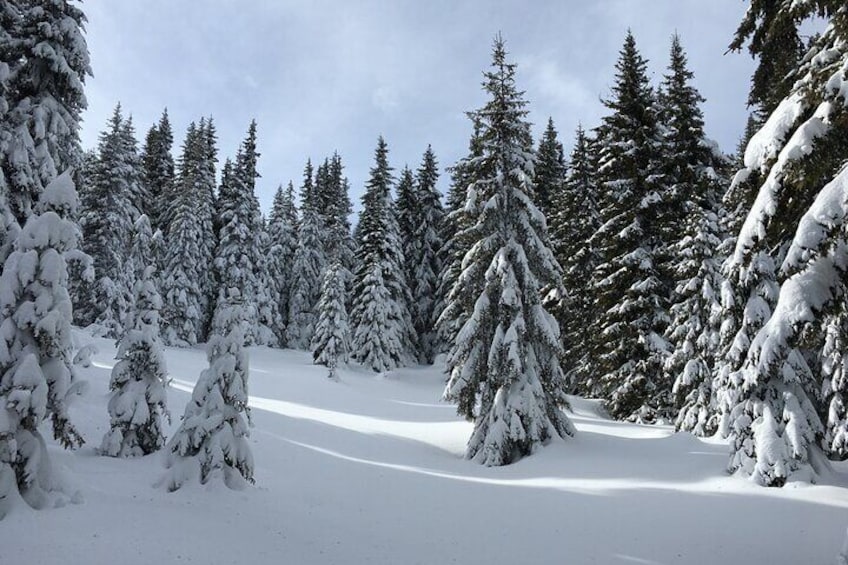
left=443, top=36, right=574, bottom=466
left=79, top=105, right=144, bottom=338
left=589, top=31, right=671, bottom=423
left=264, top=183, right=299, bottom=345
left=212, top=121, right=269, bottom=345
left=722, top=2, right=847, bottom=485
left=658, top=35, right=729, bottom=436
left=410, top=146, right=444, bottom=364
left=534, top=117, right=565, bottom=221
left=286, top=161, right=326, bottom=349
left=141, top=109, right=175, bottom=234
left=436, top=121, right=485, bottom=354
left=350, top=137, right=416, bottom=372
left=160, top=121, right=216, bottom=346
left=550, top=125, right=601, bottom=396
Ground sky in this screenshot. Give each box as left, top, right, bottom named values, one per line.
left=79, top=0, right=758, bottom=215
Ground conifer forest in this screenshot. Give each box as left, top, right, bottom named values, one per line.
left=1, top=1, right=848, bottom=564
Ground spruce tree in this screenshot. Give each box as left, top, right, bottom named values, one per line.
left=0, top=172, right=86, bottom=517
left=79, top=105, right=144, bottom=338
left=410, top=146, right=444, bottom=364
left=264, top=183, right=299, bottom=345
left=657, top=34, right=729, bottom=436
left=141, top=109, right=175, bottom=234
left=286, top=161, right=326, bottom=349
left=0, top=0, right=90, bottom=228
left=100, top=215, right=169, bottom=457
left=435, top=122, right=485, bottom=354
left=311, top=261, right=350, bottom=380
left=212, top=121, right=268, bottom=345
left=589, top=31, right=670, bottom=422
left=326, top=153, right=355, bottom=270
left=534, top=117, right=565, bottom=221
left=163, top=289, right=253, bottom=491
left=349, top=137, right=416, bottom=372
left=550, top=125, right=601, bottom=396
left=722, top=1, right=846, bottom=485
left=443, top=36, right=574, bottom=466
left=160, top=122, right=216, bottom=346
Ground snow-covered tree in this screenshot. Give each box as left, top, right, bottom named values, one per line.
left=589, top=31, right=670, bottom=422
left=550, top=125, right=600, bottom=396
left=160, top=121, right=217, bottom=346
left=722, top=2, right=848, bottom=485
left=665, top=209, right=724, bottom=436
left=163, top=288, right=253, bottom=491
left=0, top=0, right=90, bottom=229
left=100, top=215, right=169, bottom=457
left=141, top=109, right=175, bottom=234
left=212, top=121, right=270, bottom=345
left=435, top=123, right=484, bottom=354
left=286, top=161, right=326, bottom=349
left=443, top=35, right=574, bottom=466
left=534, top=117, right=565, bottom=221
left=311, top=261, right=349, bottom=380
left=410, top=146, right=444, bottom=364
left=657, top=35, right=729, bottom=436
left=264, top=183, right=298, bottom=345
left=350, top=137, right=416, bottom=372
left=0, top=172, right=86, bottom=518
left=78, top=105, right=145, bottom=338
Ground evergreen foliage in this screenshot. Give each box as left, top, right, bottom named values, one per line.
left=286, top=161, right=326, bottom=349
left=550, top=125, right=600, bottom=395
left=311, top=261, right=350, bottom=380
left=160, top=121, right=217, bottom=346
left=141, top=109, right=175, bottom=234
left=78, top=105, right=144, bottom=338
left=443, top=36, right=574, bottom=466
left=589, top=31, right=670, bottom=422
left=0, top=172, right=86, bottom=517
left=350, top=137, right=416, bottom=372
left=264, top=183, right=298, bottom=345
left=100, top=215, right=169, bottom=457
left=163, top=289, right=253, bottom=491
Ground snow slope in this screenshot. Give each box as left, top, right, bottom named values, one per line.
left=2, top=332, right=847, bottom=565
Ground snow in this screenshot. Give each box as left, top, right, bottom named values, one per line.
left=2, top=331, right=847, bottom=564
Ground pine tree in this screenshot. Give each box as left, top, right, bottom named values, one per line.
left=0, top=172, right=86, bottom=518
left=100, top=215, right=169, bottom=457
left=163, top=288, right=253, bottom=491
left=350, top=137, right=416, bottom=372
left=212, top=121, right=268, bottom=345
left=311, top=261, right=350, bottom=380
left=410, top=146, right=444, bottom=364
left=395, top=165, right=417, bottom=288
left=264, top=183, right=298, bottom=345
left=160, top=122, right=216, bottom=346
left=79, top=105, right=144, bottom=338
left=534, top=117, right=565, bottom=220
left=589, top=31, right=670, bottom=422
left=286, top=161, right=326, bottom=349
left=141, top=109, right=175, bottom=234
left=443, top=35, right=574, bottom=466
left=550, top=125, right=601, bottom=396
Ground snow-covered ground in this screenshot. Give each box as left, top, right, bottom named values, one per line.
left=3, top=332, right=847, bottom=565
